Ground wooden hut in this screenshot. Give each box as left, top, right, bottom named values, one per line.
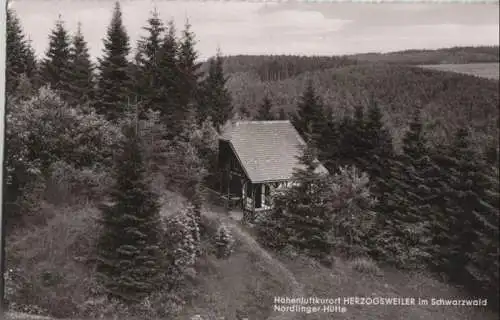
left=217, top=120, right=328, bottom=221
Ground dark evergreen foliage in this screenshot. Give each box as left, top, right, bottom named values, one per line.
left=177, top=21, right=203, bottom=124
left=67, top=22, right=95, bottom=107
left=371, top=110, right=433, bottom=269
left=264, top=137, right=333, bottom=259
left=95, top=1, right=133, bottom=121
left=362, top=98, right=395, bottom=186
left=96, top=119, right=164, bottom=303
left=255, top=96, right=274, bottom=121
left=277, top=108, right=287, bottom=120
left=39, top=17, right=73, bottom=100
left=156, top=20, right=184, bottom=138
left=6, top=8, right=38, bottom=96
left=134, top=10, right=166, bottom=118
left=291, top=80, right=327, bottom=142
left=198, top=51, right=233, bottom=131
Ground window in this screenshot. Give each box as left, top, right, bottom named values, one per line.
left=264, top=184, right=271, bottom=206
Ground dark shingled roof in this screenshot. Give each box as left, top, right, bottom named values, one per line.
left=220, top=120, right=328, bottom=183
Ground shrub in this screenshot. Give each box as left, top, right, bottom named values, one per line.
left=214, top=224, right=235, bottom=259
left=164, top=207, right=202, bottom=288
left=349, top=257, right=381, bottom=275
left=6, top=204, right=101, bottom=318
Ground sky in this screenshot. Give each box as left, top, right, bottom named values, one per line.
left=10, top=0, right=500, bottom=61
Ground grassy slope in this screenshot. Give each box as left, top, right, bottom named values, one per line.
left=5, top=198, right=499, bottom=320
left=420, top=63, right=499, bottom=80
left=177, top=205, right=499, bottom=320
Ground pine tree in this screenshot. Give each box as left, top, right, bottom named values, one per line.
left=336, top=107, right=368, bottom=171
left=156, top=20, right=183, bottom=138
left=67, top=22, right=95, bottom=107
left=40, top=17, right=72, bottom=100
left=95, top=1, right=133, bottom=121
left=135, top=9, right=165, bottom=116
left=178, top=21, right=202, bottom=122
left=437, top=128, right=497, bottom=284
left=96, top=119, right=164, bottom=302
left=199, top=50, right=233, bottom=131
left=317, top=109, right=341, bottom=173
left=326, top=166, right=377, bottom=258
left=467, top=164, right=499, bottom=306
left=6, top=8, right=37, bottom=96
left=270, top=136, right=333, bottom=259
left=163, top=114, right=207, bottom=220
left=255, top=96, right=274, bottom=121
left=372, top=110, right=433, bottom=269
left=362, top=98, right=394, bottom=198
left=291, top=80, right=326, bottom=143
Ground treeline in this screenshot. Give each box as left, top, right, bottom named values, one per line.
left=219, top=54, right=360, bottom=82
left=351, top=45, right=499, bottom=65
left=218, top=46, right=499, bottom=82
left=5, top=3, right=232, bottom=318
left=255, top=81, right=499, bottom=310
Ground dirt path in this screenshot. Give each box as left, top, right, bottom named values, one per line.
left=202, top=208, right=304, bottom=320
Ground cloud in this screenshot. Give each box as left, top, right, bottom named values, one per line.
left=10, top=0, right=499, bottom=61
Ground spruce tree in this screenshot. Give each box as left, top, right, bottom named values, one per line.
left=67, top=22, right=95, bottom=107
left=95, top=1, right=133, bottom=121
left=437, top=128, right=497, bottom=285
left=40, top=17, right=72, bottom=100
left=135, top=9, right=165, bottom=116
left=336, top=107, right=370, bottom=171
left=467, top=164, right=499, bottom=306
left=373, top=110, right=433, bottom=269
left=317, top=109, right=341, bottom=173
left=291, top=80, right=326, bottom=143
left=255, top=96, right=274, bottom=121
left=96, top=118, right=164, bottom=302
left=156, top=20, right=183, bottom=137
left=178, top=21, right=202, bottom=122
left=6, top=8, right=37, bottom=95
left=199, top=51, right=233, bottom=131
left=362, top=98, right=394, bottom=198
left=339, top=105, right=373, bottom=171
left=271, top=136, right=333, bottom=259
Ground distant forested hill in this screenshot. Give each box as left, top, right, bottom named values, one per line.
left=350, top=45, right=499, bottom=65
left=215, top=46, right=499, bottom=150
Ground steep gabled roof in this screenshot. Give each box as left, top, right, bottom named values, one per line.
left=220, top=120, right=328, bottom=183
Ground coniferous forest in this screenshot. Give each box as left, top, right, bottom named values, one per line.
left=4, top=3, right=499, bottom=320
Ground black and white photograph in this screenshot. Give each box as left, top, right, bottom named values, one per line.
left=0, top=0, right=499, bottom=319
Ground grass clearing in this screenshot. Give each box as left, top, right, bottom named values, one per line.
left=419, top=63, right=499, bottom=80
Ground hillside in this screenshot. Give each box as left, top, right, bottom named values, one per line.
left=349, top=46, right=499, bottom=65
left=7, top=201, right=499, bottom=320
left=222, top=57, right=499, bottom=150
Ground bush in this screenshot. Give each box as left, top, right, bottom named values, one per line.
left=214, top=224, right=235, bottom=259
left=349, top=257, right=381, bottom=275
left=163, top=207, right=201, bottom=288
left=45, top=161, right=113, bottom=205
left=6, top=204, right=101, bottom=318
